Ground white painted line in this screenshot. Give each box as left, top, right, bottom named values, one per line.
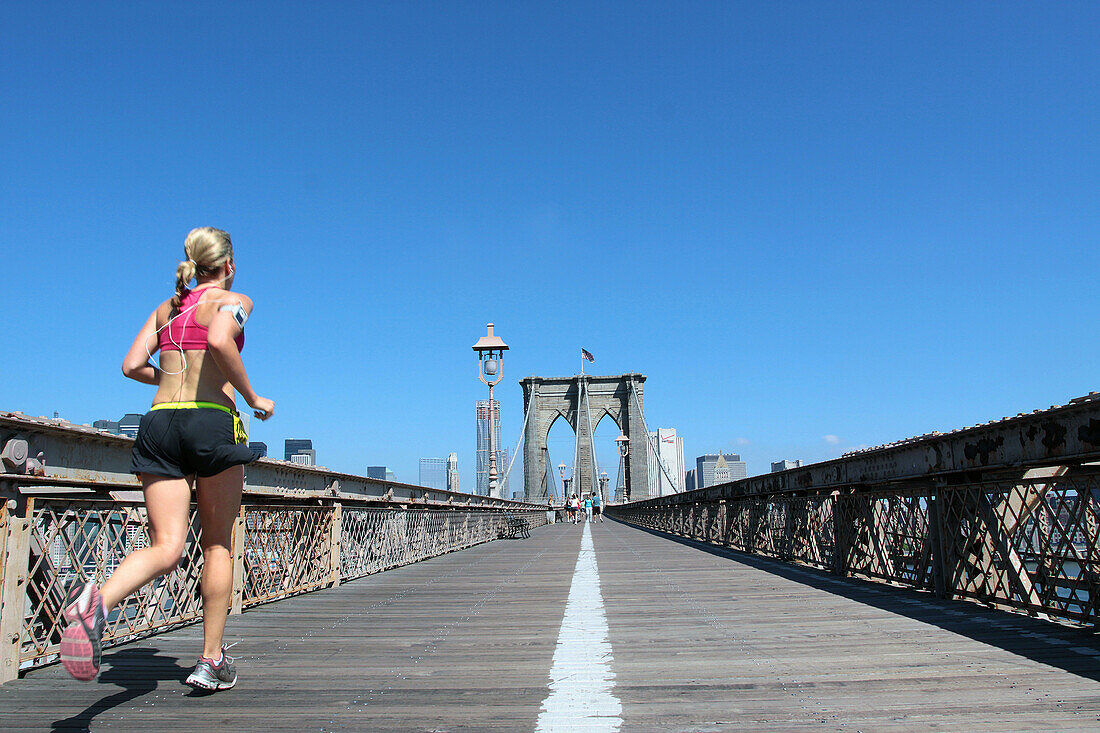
left=537, top=522, right=622, bottom=733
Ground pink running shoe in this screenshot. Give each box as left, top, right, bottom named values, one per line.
left=59, top=581, right=106, bottom=681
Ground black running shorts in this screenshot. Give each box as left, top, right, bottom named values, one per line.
left=130, top=408, right=254, bottom=479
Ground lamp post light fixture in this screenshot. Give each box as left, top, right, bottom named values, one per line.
left=615, top=433, right=631, bottom=502
left=473, top=323, right=508, bottom=498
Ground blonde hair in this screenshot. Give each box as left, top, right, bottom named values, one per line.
left=173, top=227, right=233, bottom=306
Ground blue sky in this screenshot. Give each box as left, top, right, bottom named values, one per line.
left=2, top=2, right=1097, bottom=492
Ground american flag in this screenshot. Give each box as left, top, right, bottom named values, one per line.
left=581, top=348, right=594, bottom=363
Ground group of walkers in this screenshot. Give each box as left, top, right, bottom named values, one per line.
left=563, top=491, right=603, bottom=524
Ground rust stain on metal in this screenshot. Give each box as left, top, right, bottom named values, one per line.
left=1040, top=421, right=1067, bottom=453
left=1078, top=418, right=1100, bottom=447
left=964, top=436, right=1004, bottom=465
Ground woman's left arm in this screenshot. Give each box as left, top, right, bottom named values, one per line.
left=122, top=309, right=162, bottom=385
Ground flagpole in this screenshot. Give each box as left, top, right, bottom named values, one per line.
left=580, top=349, right=584, bottom=376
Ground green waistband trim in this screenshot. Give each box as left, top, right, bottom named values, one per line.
left=150, top=401, right=237, bottom=415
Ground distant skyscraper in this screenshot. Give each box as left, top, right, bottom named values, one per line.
left=285, top=439, right=313, bottom=462
left=419, top=457, right=447, bottom=490
left=696, top=453, right=747, bottom=488
left=447, top=452, right=460, bottom=493
left=385, top=469, right=396, bottom=482
left=249, top=441, right=268, bottom=459
left=367, top=466, right=387, bottom=480
left=646, top=428, right=685, bottom=496
left=118, top=414, right=142, bottom=438
left=685, top=468, right=697, bottom=493
left=771, top=459, right=803, bottom=472
left=476, top=399, right=508, bottom=497
left=290, top=451, right=316, bottom=466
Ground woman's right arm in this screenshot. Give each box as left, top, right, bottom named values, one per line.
left=122, top=309, right=162, bottom=385
left=206, top=294, right=275, bottom=420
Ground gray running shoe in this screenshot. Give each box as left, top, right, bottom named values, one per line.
left=185, top=646, right=237, bottom=691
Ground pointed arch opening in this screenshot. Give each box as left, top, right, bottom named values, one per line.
left=593, top=411, right=625, bottom=502
left=544, top=412, right=577, bottom=504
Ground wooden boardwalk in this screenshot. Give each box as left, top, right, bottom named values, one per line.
left=2, top=519, right=1099, bottom=731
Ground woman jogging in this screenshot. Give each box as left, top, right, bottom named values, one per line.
left=59, top=227, right=274, bottom=691
left=584, top=494, right=593, bottom=522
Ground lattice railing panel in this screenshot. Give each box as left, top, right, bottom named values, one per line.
left=21, top=499, right=204, bottom=667
left=839, top=492, right=932, bottom=587
left=938, top=475, right=1100, bottom=622
left=241, top=506, right=333, bottom=606
left=785, top=496, right=834, bottom=569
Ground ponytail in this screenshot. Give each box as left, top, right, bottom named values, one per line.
left=172, top=259, right=196, bottom=307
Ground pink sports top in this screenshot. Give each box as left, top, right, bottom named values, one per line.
left=158, top=287, right=245, bottom=353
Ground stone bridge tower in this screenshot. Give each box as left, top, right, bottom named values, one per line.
left=519, top=373, right=651, bottom=503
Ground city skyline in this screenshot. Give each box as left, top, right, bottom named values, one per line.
left=3, top=5, right=1097, bottom=493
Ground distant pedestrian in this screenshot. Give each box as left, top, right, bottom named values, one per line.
left=584, top=494, right=593, bottom=522
left=592, top=491, right=603, bottom=522
left=568, top=493, right=580, bottom=524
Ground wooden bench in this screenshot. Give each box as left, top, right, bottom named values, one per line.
left=501, top=514, right=530, bottom=539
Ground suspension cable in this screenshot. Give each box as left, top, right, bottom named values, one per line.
left=502, top=391, right=534, bottom=494
left=629, top=381, right=680, bottom=493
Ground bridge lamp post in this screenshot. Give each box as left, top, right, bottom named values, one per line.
left=558, top=461, right=566, bottom=501
left=616, top=433, right=630, bottom=502
left=473, top=323, right=508, bottom=499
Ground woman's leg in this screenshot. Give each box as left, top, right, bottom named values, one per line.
left=100, top=474, right=193, bottom=610
left=195, top=465, right=244, bottom=659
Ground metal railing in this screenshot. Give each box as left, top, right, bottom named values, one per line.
left=0, top=411, right=546, bottom=681
left=0, top=491, right=545, bottom=680
left=609, top=393, right=1100, bottom=627
left=610, top=472, right=1100, bottom=624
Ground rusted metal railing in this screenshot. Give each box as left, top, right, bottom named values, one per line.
left=609, top=393, right=1100, bottom=626
left=0, top=412, right=546, bottom=681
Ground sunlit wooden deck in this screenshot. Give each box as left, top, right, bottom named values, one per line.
left=2, top=519, right=1099, bottom=731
